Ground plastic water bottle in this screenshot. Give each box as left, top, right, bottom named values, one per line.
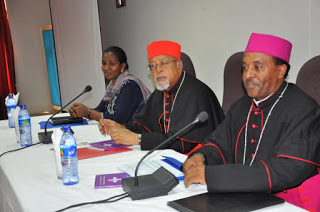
left=60, top=126, right=79, bottom=185
left=6, top=93, right=17, bottom=128
left=18, top=104, right=32, bottom=146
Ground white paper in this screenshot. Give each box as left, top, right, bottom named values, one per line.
left=11, top=107, right=21, bottom=143
left=52, top=128, right=63, bottom=179
left=13, top=92, right=19, bottom=103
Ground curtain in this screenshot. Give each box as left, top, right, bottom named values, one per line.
left=0, top=0, right=16, bottom=120
left=50, top=0, right=104, bottom=109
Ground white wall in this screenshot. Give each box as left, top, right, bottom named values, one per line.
left=6, top=0, right=52, bottom=114
left=310, top=0, right=320, bottom=56
left=6, top=0, right=103, bottom=114
left=99, top=0, right=320, bottom=103
left=50, top=0, right=103, bottom=109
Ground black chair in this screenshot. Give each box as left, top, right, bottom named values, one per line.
left=181, top=52, right=196, bottom=78
left=221, top=52, right=246, bottom=114
left=296, top=55, right=320, bottom=104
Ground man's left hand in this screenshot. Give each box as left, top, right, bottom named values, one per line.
left=110, top=127, right=140, bottom=146
left=183, top=164, right=206, bottom=188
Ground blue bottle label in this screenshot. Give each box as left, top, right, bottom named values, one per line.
left=7, top=105, right=16, bottom=112
left=60, top=145, right=77, bottom=157
left=18, top=118, right=31, bottom=126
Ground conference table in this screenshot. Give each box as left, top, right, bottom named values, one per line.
left=0, top=115, right=305, bottom=212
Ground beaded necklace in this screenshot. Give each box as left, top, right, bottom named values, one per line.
left=243, top=83, right=288, bottom=166
left=163, top=71, right=186, bottom=133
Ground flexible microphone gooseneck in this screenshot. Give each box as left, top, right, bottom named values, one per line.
left=122, top=111, right=208, bottom=200
left=38, top=85, right=92, bottom=144
left=134, top=111, right=208, bottom=186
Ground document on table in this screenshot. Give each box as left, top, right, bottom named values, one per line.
left=117, top=156, right=184, bottom=181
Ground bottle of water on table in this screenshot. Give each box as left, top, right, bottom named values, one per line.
left=60, top=126, right=79, bottom=185
left=6, top=93, right=17, bottom=128
left=18, top=104, right=32, bottom=146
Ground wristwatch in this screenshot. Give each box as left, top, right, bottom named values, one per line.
left=87, top=108, right=93, bottom=119
left=137, top=134, right=142, bottom=143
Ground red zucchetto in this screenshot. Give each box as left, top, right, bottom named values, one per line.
left=147, top=40, right=181, bottom=60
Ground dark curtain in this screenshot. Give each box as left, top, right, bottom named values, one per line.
left=0, top=0, right=17, bottom=120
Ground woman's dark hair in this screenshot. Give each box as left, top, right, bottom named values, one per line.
left=274, top=57, right=290, bottom=79
left=103, top=46, right=129, bottom=70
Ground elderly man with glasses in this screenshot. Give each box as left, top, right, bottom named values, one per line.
left=98, top=40, right=224, bottom=154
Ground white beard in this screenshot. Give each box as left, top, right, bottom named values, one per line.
left=155, top=75, right=170, bottom=91
left=156, top=82, right=170, bottom=91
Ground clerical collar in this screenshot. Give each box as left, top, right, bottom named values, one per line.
left=164, top=71, right=184, bottom=95
left=253, top=93, right=274, bottom=106
left=253, top=81, right=288, bottom=108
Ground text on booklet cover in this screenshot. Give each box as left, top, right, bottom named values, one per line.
left=94, top=173, right=130, bottom=189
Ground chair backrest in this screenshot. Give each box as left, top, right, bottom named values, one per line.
left=296, top=55, right=320, bottom=104
left=181, top=52, right=196, bottom=77
left=222, top=52, right=246, bottom=114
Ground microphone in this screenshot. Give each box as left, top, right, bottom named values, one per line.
left=191, top=111, right=208, bottom=125
left=38, top=85, right=92, bottom=144
left=122, top=111, right=208, bottom=200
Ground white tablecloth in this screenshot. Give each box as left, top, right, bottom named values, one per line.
left=0, top=115, right=305, bottom=212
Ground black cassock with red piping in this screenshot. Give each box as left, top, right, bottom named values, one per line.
left=191, top=82, right=320, bottom=193
left=125, top=71, right=225, bottom=154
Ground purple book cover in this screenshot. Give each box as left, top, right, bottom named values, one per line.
left=94, top=173, right=130, bottom=189
left=89, top=140, right=126, bottom=151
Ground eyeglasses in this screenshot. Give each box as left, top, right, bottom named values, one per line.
left=147, top=60, right=178, bottom=71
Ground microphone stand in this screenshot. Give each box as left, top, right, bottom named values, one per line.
left=122, top=112, right=207, bottom=200
left=134, top=120, right=196, bottom=186
left=38, top=87, right=91, bottom=144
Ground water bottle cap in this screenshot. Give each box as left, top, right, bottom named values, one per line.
left=62, top=126, right=72, bottom=133
left=20, top=104, right=26, bottom=109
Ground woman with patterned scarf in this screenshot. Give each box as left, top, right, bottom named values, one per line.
left=69, top=46, right=151, bottom=123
